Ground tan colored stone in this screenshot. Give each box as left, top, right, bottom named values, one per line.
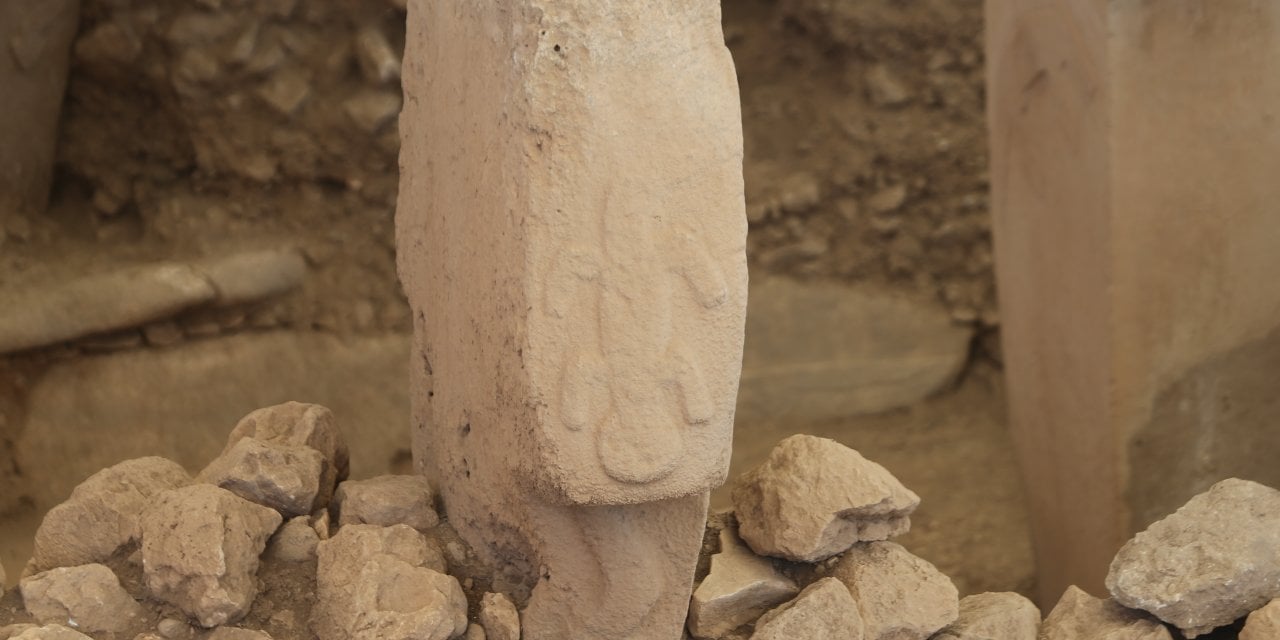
left=750, top=577, right=864, bottom=640
left=206, top=629, right=273, bottom=640
left=831, top=542, right=959, bottom=640
left=200, top=437, right=326, bottom=517
left=688, top=527, right=798, bottom=639
left=464, top=624, right=486, bottom=640
left=1241, top=598, right=1280, bottom=640
left=224, top=402, right=349, bottom=506
left=0, top=627, right=36, bottom=640
left=1040, top=586, right=1171, bottom=640
left=31, top=457, right=191, bottom=572
left=7, top=626, right=92, bottom=640
left=266, top=516, right=320, bottom=563
left=141, top=485, right=282, bottom=627
left=479, top=592, right=520, bottom=640
left=333, top=475, right=438, bottom=531
left=19, top=563, right=144, bottom=634
left=398, top=1, right=746, bottom=639
left=934, top=592, right=1040, bottom=640
left=733, top=435, right=919, bottom=562
left=1107, top=479, right=1280, bottom=637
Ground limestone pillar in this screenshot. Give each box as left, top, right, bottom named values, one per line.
left=396, top=2, right=748, bottom=639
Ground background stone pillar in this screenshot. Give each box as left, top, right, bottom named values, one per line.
left=397, top=2, right=748, bottom=638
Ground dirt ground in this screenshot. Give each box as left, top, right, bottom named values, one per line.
left=1, top=0, right=1024, bottom=613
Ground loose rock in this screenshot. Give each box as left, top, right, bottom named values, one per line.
left=19, top=563, right=144, bottom=634
left=156, top=618, right=194, bottom=639
left=207, top=629, right=273, bottom=640
left=224, top=402, right=349, bottom=506
left=333, top=475, right=439, bottom=531
left=750, top=577, right=864, bottom=640
left=934, top=592, right=1040, bottom=640
left=479, top=592, right=520, bottom=640
left=464, top=624, right=486, bottom=640
left=200, top=437, right=326, bottom=517
left=831, top=541, right=958, bottom=640
left=7, top=626, right=93, bottom=640
left=865, top=64, right=911, bottom=107
left=1241, top=598, right=1280, bottom=640
left=733, top=435, right=919, bottom=562
left=141, top=485, right=282, bottom=627
left=31, top=457, right=191, bottom=571
left=1107, top=479, right=1280, bottom=637
left=1040, top=586, right=1171, bottom=640
left=266, top=516, right=320, bottom=563
left=687, top=526, right=799, bottom=639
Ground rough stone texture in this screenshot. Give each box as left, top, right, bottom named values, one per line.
left=19, top=563, right=144, bottom=633
left=266, top=516, right=320, bottom=563
left=224, top=402, right=349, bottom=505
left=479, top=592, right=520, bottom=640
left=831, top=541, right=959, bottom=640
left=933, top=592, right=1039, bottom=640
left=688, top=527, right=798, bottom=639
left=732, top=435, right=918, bottom=562
left=7, top=626, right=92, bottom=640
left=30, top=457, right=191, bottom=572
left=314, top=524, right=465, bottom=640
left=333, top=475, right=438, bottom=531
left=1106, top=479, right=1280, bottom=637
left=197, top=249, right=308, bottom=307
left=398, top=1, right=747, bottom=639
left=1040, top=586, right=1172, bottom=640
left=465, top=624, right=486, bottom=640
left=1241, top=598, right=1280, bottom=640
left=0, top=627, right=35, bottom=640
left=207, top=629, right=274, bottom=640
left=200, top=437, right=326, bottom=517
left=140, top=485, right=283, bottom=627
left=737, top=276, right=974, bottom=421
left=749, top=577, right=864, bottom=640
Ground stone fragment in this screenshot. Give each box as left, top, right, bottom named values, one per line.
left=479, top=592, right=520, bottom=640
left=256, top=68, right=310, bottom=116
left=1106, top=479, right=1280, bottom=637
left=7, top=626, right=93, bottom=640
left=156, top=618, right=194, bottom=639
left=1040, top=586, right=1171, bottom=640
left=314, top=524, right=464, bottom=640
left=865, top=64, right=911, bottom=107
left=831, top=542, right=959, bottom=640
left=464, top=624, right=486, bottom=640
left=1241, top=598, right=1280, bottom=640
left=354, top=25, right=400, bottom=83
left=19, top=563, right=144, bottom=633
left=224, top=402, right=349, bottom=503
left=195, top=249, right=307, bottom=307
left=750, top=577, right=864, bottom=640
left=200, top=437, right=326, bottom=517
left=141, top=485, right=283, bottom=627
left=31, top=457, right=191, bottom=571
left=343, top=90, right=402, bottom=134
left=867, top=184, right=908, bottom=213
left=732, top=435, right=919, bottom=562
left=207, top=629, right=273, bottom=640
left=333, top=475, right=438, bottom=531
left=933, top=592, right=1040, bottom=640
left=688, top=527, right=799, bottom=639
left=0, top=263, right=216, bottom=354
left=0, top=626, right=35, bottom=640
left=266, top=516, right=320, bottom=562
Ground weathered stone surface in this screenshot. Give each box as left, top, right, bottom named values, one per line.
left=156, top=618, right=194, bottom=639
left=31, top=457, right=192, bottom=571
left=732, top=435, right=918, bottom=562
left=196, top=249, right=307, bottom=307
left=19, top=563, right=144, bottom=633
left=1241, top=598, right=1280, bottom=640
left=736, top=276, right=973, bottom=422
left=7, top=626, right=93, bottom=640
left=18, top=333, right=406, bottom=512
left=399, top=2, right=746, bottom=639
left=688, top=527, right=798, bottom=639
left=224, top=402, right=349, bottom=506
left=934, top=592, right=1039, bottom=640
left=201, top=437, right=326, bottom=517
left=464, top=624, right=486, bottom=640
left=831, top=542, right=958, bottom=640
left=141, top=485, right=282, bottom=627
left=333, top=475, right=438, bottom=531
left=314, top=524, right=465, bottom=640
left=750, top=577, right=863, bottom=640
left=207, top=628, right=274, bottom=640
left=0, top=626, right=36, bottom=640
left=266, top=516, right=320, bottom=563
left=479, top=592, right=520, bottom=640
left=1107, top=479, right=1280, bottom=637
left=1040, top=586, right=1171, bottom=640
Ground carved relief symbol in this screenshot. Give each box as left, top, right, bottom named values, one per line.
left=545, top=204, right=730, bottom=485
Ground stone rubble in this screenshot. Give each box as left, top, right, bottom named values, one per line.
left=831, top=541, right=959, bottom=640
left=200, top=437, right=326, bottom=518
left=265, top=516, right=320, bottom=563
left=4, top=626, right=92, bottom=640
left=222, top=402, right=349, bottom=507
left=1106, top=478, right=1280, bottom=637
left=732, top=435, right=919, bottom=562
left=933, top=592, right=1040, bottom=640
left=1039, top=586, right=1172, bottom=640
left=1241, top=598, right=1280, bottom=640
left=18, top=563, right=144, bottom=634
left=749, top=577, right=864, bottom=640
left=688, top=526, right=799, bottom=639
left=206, top=628, right=274, bottom=640
left=332, top=474, right=439, bottom=531
left=478, top=592, right=520, bottom=640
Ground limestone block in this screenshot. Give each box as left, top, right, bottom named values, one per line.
left=141, top=485, right=282, bottom=627
left=333, top=475, right=438, bottom=531
left=749, top=577, right=864, bottom=640
left=1107, top=479, right=1280, bottom=637
left=688, top=527, right=798, bottom=639
left=19, top=564, right=145, bottom=634
left=732, top=435, right=918, bottom=562
left=201, top=437, right=326, bottom=517
left=31, top=457, right=192, bottom=572
left=831, top=542, right=959, bottom=640
left=1241, top=598, right=1280, bottom=640
left=223, top=402, right=349, bottom=506
left=934, top=592, right=1040, bottom=640
left=1040, top=586, right=1171, bottom=640
left=479, top=593, right=520, bottom=640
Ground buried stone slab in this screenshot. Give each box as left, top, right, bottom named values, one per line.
left=1107, top=478, right=1280, bottom=637
left=333, top=475, right=438, bottom=531
left=831, top=541, right=959, bottom=640
left=933, top=592, right=1040, bottom=640
left=749, top=577, right=864, bottom=640
left=19, top=563, right=145, bottom=634
left=732, top=435, right=918, bottom=562
left=687, top=526, right=799, bottom=639
left=1040, top=586, right=1172, bottom=640
left=200, top=437, right=327, bottom=518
